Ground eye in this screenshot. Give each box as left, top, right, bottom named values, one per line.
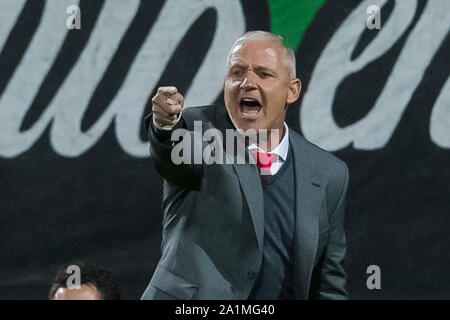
left=260, top=71, right=273, bottom=78
left=231, top=69, right=245, bottom=77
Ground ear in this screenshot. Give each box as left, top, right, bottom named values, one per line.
left=287, top=78, right=301, bottom=104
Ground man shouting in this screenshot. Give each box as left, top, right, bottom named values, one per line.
left=143, top=31, right=349, bottom=300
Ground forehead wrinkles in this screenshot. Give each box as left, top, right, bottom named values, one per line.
left=228, top=43, right=280, bottom=69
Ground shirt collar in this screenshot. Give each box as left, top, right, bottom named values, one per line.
left=248, top=122, right=289, bottom=161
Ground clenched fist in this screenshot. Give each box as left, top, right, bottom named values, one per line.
left=152, top=86, right=184, bottom=130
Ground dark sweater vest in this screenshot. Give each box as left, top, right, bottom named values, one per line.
left=248, top=145, right=295, bottom=299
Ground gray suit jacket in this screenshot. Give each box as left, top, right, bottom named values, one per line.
left=142, top=105, right=349, bottom=300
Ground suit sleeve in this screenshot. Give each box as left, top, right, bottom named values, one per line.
left=145, top=113, right=203, bottom=189
left=310, top=163, right=349, bottom=300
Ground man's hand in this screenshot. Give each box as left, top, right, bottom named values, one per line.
left=151, top=86, right=184, bottom=130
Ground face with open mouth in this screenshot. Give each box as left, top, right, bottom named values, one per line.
left=224, top=39, right=301, bottom=142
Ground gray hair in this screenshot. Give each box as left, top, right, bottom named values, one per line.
left=226, top=31, right=296, bottom=78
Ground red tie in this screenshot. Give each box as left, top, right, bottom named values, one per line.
left=250, top=149, right=273, bottom=175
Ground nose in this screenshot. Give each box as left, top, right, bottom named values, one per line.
left=240, top=70, right=257, bottom=91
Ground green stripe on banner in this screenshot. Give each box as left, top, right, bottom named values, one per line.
left=268, top=0, right=325, bottom=49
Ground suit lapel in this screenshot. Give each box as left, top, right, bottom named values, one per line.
left=214, top=106, right=265, bottom=250
left=232, top=155, right=265, bottom=250
left=290, top=131, right=325, bottom=298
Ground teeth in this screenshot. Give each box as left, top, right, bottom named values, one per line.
left=242, top=108, right=259, bottom=116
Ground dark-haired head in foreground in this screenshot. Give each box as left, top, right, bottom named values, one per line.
left=49, top=262, right=120, bottom=300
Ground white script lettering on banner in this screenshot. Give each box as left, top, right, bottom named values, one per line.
left=430, top=78, right=450, bottom=149
left=0, top=0, right=245, bottom=158
left=301, top=0, right=450, bottom=151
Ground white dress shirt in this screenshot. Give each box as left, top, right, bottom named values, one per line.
left=248, top=123, right=290, bottom=175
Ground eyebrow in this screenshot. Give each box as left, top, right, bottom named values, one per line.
left=253, top=66, right=276, bottom=74
left=229, top=64, right=276, bottom=74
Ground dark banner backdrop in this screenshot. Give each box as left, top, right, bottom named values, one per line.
left=0, top=0, right=449, bottom=299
